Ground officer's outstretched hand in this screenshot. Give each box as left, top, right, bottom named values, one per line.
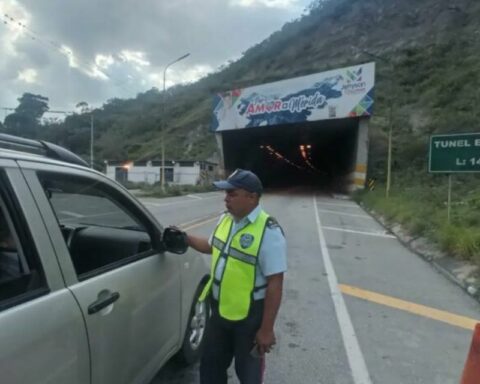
left=255, top=327, right=276, bottom=355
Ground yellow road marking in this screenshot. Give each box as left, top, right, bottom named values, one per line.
left=181, top=216, right=219, bottom=231
left=339, top=284, right=479, bottom=331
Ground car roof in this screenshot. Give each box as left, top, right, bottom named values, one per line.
left=0, top=133, right=89, bottom=167
left=0, top=147, right=99, bottom=174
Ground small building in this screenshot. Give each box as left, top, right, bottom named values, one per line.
left=105, top=160, right=218, bottom=186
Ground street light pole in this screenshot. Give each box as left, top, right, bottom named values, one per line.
left=161, top=53, right=190, bottom=191
left=386, top=101, right=393, bottom=198
left=90, top=113, right=94, bottom=169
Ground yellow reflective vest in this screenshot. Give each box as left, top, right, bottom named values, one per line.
left=200, top=210, right=270, bottom=321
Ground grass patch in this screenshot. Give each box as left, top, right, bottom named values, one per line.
left=357, top=175, right=480, bottom=265
left=140, top=183, right=216, bottom=198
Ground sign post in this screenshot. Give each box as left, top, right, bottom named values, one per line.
left=447, top=174, right=452, bottom=223
left=429, top=133, right=480, bottom=223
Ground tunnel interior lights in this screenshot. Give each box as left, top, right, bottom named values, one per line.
left=299, top=144, right=322, bottom=173
left=260, top=145, right=305, bottom=170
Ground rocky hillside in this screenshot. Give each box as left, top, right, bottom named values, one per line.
left=17, top=0, right=480, bottom=176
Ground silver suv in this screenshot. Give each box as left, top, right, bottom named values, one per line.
left=0, top=134, right=210, bottom=384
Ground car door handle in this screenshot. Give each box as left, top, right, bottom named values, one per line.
left=88, top=291, right=120, bottom=315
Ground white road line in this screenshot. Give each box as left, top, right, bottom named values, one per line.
left=317, top=201, right=362, bottom=209
left=316, top=209, right=371, bottom=219
left=322, top=226, right=396, bottom=239
left=313, top=196, right=373, bottom=384
left=142, top=195, right=222, bottom=208
left=186, top=194, right=203, bottom=200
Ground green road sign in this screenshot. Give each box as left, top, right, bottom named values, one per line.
left=429, top=133, right=480, bottom=173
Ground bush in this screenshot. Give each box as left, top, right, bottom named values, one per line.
left=141, top=184, right=216, bottom=198
left=359, top=172, right=480, bottom=265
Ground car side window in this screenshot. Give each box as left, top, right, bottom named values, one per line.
left=0, top=172, right=48, bottom=310
left=37, top=172, right=157, bottom=280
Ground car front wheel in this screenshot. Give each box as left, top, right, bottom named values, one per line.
left=178, top=284, right=209, bottom=365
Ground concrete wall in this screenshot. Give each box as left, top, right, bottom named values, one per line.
left=349, top=117, right=369, bottom=191
left=215, top=133, right=226, bottom=179
left=105, top=161, right=217, bottom=186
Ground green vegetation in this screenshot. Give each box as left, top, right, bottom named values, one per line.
left=356, top=172, right=480, bottom=264
left=356, top=32, right=480, bottom=266
left=139, top=183, right=216, bottom=198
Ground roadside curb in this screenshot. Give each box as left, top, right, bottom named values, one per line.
left=357, top=202, right=480, bottom=304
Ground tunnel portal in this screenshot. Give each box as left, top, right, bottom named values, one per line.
left=212, top=63, right=375, bottom=193
left=221, top=119, right=359, bottom=191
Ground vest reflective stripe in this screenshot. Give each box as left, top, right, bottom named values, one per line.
left=199, top=217, right=233, bottom=303
left=199, top=210, right=270, bottom=321
left=211, top=237, right=225, bottom=251
left=228, top=248, right=257, bottom=265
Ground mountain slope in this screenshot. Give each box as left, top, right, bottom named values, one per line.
left=32, top=0, right=480, bottom=175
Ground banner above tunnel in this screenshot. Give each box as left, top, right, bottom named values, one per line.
left=212, top=62, right=375, bottom=132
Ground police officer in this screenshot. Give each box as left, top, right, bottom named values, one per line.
left=186, top=169, right=287, bottom=384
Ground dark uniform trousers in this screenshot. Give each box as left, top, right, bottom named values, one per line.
left=200, top=298, right=265, bottom=384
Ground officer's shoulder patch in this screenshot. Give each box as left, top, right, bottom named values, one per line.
left=267, top=216, right=284, bottom=235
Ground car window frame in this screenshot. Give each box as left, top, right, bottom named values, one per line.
left=35, top=168, right=163, bottom=281
left=0, top=169, right=49, bottom=312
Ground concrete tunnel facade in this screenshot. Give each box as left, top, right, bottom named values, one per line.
left=211, top=63, right=375, bottom=193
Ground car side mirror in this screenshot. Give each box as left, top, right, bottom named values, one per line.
left=162, top=227, right=188, bottom=254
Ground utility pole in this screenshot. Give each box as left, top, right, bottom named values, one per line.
left=76, top=102, right=94, bottom=169
left=161, top=53, right=190, bottom=191
left=358, top=49, right=394, bottom=198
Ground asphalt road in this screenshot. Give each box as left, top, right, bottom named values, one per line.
left=141, top=189, right=480, bottom=384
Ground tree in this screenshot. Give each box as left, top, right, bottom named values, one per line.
left=76, top=101, right=90, bottom=114
left=15, top=93, right=49, bottom=120
left=4, top=93, right=49, bottom=138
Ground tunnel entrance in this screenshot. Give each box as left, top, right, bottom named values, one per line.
left=221, top=118, right=359, bottom=192
left=212, top=62, right=375, bottom=193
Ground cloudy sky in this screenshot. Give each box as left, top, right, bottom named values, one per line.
left=0, top=0, right=312, bottom=117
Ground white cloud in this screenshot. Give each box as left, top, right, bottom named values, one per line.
left=179, top=64, right=214, bottom=84
left=0, top=0, right=311, bottom=111
left=60, top=45, right=109, bottom=80
left=88, top=66, right=109, bottom=81
left=60, top=44, right=79, bottom=68
left=119, top=50, right=150, bottom=67
left=95, top=54, right=115, bottom=69
left=230, top=0, right=299, bottom=8
left=17, top=68, right=37, bottom=83
left=149, top=64, right=213, bottom=88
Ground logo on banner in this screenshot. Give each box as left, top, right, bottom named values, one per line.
left=343, top=67, right=366, bottom=95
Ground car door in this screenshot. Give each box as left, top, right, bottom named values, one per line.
left=0, top=160, right=89, bottom=384
left=20, top=162, right=182, bottom=384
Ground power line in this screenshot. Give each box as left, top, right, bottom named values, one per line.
left=1, top=107, right=70, bottom=114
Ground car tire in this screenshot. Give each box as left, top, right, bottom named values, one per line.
left=177, top=283, right=210, bottom=365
